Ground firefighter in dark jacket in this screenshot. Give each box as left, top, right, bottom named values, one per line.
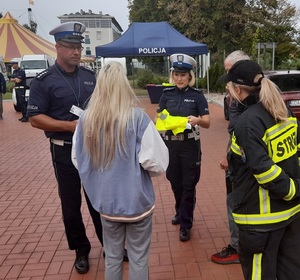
left=156, top=53, right=210, bottom=242
left=221, top=60, right=300, bottom=280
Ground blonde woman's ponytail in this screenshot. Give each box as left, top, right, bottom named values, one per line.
left=259, top=77, right=288, bottom=122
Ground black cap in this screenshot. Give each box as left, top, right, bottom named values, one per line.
left=219, top=60, right=264, bottom=86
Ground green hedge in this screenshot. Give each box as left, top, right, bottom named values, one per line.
left=134, top=69, right=168, bottom=88
left=133, top=65, right=226, bottom=93
left=198, top=62, right=225, bottom=93
left=6, top=81, right=14, bottom=93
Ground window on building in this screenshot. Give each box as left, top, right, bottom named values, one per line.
left=101, top=20, right=111, bottom=28
left=85, top=35, right=90, bottom=44
left=89, top=20, right=96, bottom=28
left=86, top=47, right=91, bottom=56
left=96, top=31, right=101, bottom=40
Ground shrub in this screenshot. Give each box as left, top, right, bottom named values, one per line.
left=199, top=63, right=225, bottom=93
left=135, top=69, right=168, bottom=88
left=136, top=69, right=155, bottom=88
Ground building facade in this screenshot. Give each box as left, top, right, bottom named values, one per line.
left=58, top=9, right=123, bottom=58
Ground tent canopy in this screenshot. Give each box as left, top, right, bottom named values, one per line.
left=0, top=12, right=56, bottom=62
left=95, top=22, right=208, bottom=58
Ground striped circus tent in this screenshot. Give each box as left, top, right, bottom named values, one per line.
left=0, top=12, right=56, bottom=62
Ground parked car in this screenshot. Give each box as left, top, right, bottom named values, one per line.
left=224, top=70, right=300, bottom=120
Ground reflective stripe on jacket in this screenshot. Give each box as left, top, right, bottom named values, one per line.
left=229, top=101, right=300, bottom=230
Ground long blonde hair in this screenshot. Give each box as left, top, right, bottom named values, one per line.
left=227, top=76, right=288, bottom=122
left=82, top=61, right=139, bottom=169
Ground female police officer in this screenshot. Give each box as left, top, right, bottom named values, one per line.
left=221, top=60, right=300, bottom=279
left=156, top=53, right=210, bottom=241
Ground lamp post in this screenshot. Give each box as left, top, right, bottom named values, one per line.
left=257, top=42, right=276, bottom=70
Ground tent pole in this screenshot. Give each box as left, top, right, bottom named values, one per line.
left=131, top=59, right=134, bottom=88
left=206, top=53, right=210, bottom=101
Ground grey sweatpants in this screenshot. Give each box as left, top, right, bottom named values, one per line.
left=101, top=214, right=152, bottom=280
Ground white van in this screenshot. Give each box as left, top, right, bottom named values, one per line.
left=20, top=54, right=55, bottom=78
left=12, top=54, right=55, bottom=111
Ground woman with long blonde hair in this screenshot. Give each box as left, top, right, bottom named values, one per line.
left=73, top=61, right=168, bottom=280
left=221, top=60, right=300, bottom=280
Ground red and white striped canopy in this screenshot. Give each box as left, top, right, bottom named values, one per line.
left=0, top=12, right=56, bottom=62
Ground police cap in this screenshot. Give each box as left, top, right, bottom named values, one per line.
left=10, top=60, right=19, bottom=65
left=49, top=22, right=86, bottom=43
left=170, top=53, right=196, bottom=73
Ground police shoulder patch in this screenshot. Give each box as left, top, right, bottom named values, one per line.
left=191, top=87, right=203, bottom=94
left=163, top=87, right=175, bottom=92
left=80, top=66, right=95, bottom=75
left=36, top=69, right=52, bottom=80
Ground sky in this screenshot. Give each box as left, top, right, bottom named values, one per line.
left=0, top=0, right=300, bottom=44
left=0, top=0, right=130, bottom=43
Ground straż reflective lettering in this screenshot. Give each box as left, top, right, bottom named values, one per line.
left=276, top=131, right=297, bottom=157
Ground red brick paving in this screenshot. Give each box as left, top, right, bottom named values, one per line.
left=0, top=98, right=244, bottom=280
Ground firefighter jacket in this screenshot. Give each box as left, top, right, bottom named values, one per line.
left=229, top=93, right=300, bottom=231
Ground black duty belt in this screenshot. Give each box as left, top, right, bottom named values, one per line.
left=50, top=139, right=72, bottom=146
left=163, top=132, right=194, bottom=141
left=15, top=86, right=25, bottom=89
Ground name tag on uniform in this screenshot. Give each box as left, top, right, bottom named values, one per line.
left=70, top=105, right=83, bottom=117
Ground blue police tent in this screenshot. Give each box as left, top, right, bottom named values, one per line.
left=95, top=22, right=208, bottom=57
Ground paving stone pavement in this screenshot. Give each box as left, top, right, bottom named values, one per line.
left=0, top=98, right=243, bottom=280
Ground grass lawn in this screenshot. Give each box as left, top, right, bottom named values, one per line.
left=3, top=92, right=12, bottom=100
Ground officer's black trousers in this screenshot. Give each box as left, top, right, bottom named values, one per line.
left=15, top=88, right=27, bottom=117
left=50, top=142, right=103, bottom=256
left=239, top=215, right=300, bottom=280
left=165, top=139, right=201, bottom=229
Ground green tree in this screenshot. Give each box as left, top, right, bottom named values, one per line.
left=23, top=20, right=37, bottom=34
left=128, top=0, right=300, bottom=68
left=128, top=0, right=169, bottom=22
left=245, top=0, right=299, bottom=67
left=128, top=0, right=170, bottom=75
left=165, top=0, right=247, bottom=54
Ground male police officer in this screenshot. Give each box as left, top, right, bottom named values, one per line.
left=10, top=60, right=27, bottom=122
left=27, top=22, right=103, bottom=274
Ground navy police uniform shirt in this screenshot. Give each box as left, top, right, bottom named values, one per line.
left=157, top=86, right=209, bottom=118
left=12, top=68, right=26, bottom=87
left=27, top=62, right=95, bottom=140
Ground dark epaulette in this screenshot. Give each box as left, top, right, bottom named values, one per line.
left=36, top=69, right=52, bottom=80
left=163, top=87, right=176, bottom=92
left=79, top=66, right=95, bottom=75
left=190, top=87, right=203, bottom=94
